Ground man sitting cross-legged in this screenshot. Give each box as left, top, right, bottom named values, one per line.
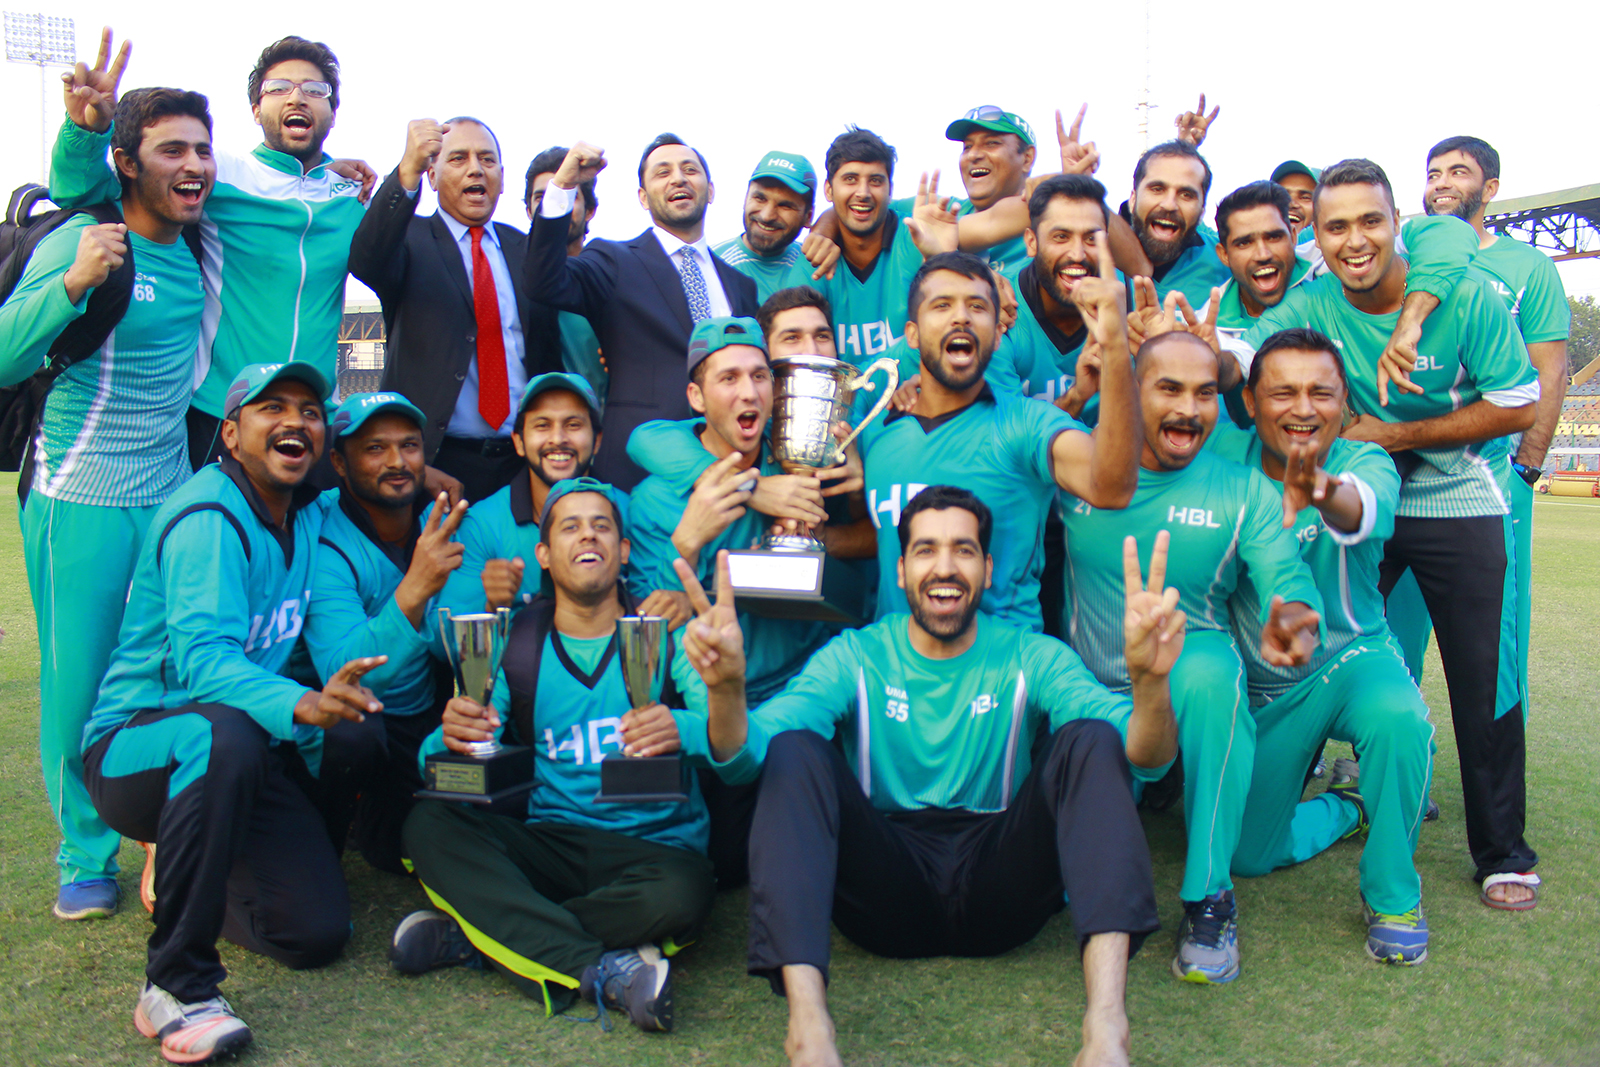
left=394, top=477, right=716, bottom=1033
left=675, top=485, right=1184, bottom=1067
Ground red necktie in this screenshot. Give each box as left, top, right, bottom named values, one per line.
left=470, top=226, right=510, bottom=430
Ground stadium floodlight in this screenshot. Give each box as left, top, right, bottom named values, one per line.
left=4, top=12, right=76, bottom=183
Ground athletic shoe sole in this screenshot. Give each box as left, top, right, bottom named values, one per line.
left=51, top=900, right=115, bottom=920
left=1170, top=957, right=1241, bottom=984
left=1364, top=940, right=1428, bottom=966
left=135, top=1002, right=253, bottom=1064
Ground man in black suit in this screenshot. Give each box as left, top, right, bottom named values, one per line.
left=350, top=116, right=560, bottom=502
left=525, top=134, right=759, bottom=490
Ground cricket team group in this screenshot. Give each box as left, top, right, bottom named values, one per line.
left=9, top=23, right=1568, bottom=1067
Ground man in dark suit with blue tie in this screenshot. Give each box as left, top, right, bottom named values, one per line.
left=350, top=117, right=562, bottom=502
left=525, top=135, right=760, bottom=490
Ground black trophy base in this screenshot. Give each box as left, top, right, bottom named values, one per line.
left=596, top=753, right=689, bottom=804
left=420, top=744, right=534, bottom=813
left=725, top=549, right=867, bottom=626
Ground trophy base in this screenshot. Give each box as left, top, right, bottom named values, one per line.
left=414, top=782, right=533, bottom=816
left=422, top=744, right=534, bottom=804
left=595, top=753, right=690, bottom=804
left=725, top=549, right=867, bottom=625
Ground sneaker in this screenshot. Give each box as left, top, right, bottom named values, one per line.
left=389, top=910, right=483, bottom=975
left=580, top=945, right=673, bottom=1032
left=1326, top=758, right=1369, bottom=840
left=53, top=876, right=118, bottom=920
left=1424, top=798, right=1440, bottom=822
left=1171, top=891, right=1240, bottom=984
left=134, top=981, right=253, bottom=1064
left=139, top=841, right=158, bottom=914
left=1362, top=897, right=1429, bottom=966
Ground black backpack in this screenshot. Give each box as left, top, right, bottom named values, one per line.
left=0, top=183, right=138, bottom=488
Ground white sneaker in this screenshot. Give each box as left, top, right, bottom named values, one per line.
left=134, top=981, right=253, bottom=1064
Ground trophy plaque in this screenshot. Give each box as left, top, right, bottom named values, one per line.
left=727, top=354, right=897, bottom=625
left=598, top=615, right=690, bottom=804
left=419, top=607, right=534, bottom=810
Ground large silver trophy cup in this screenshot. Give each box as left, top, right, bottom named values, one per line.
left=727, top=354, right=898, bottom=624
left=420, top=607, right=534, bottom=808
left=598, top=616, right=689, bottom=803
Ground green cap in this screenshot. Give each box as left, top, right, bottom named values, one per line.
left=750, top=151, right=817, bottom=196
left=1270, top=160, right=1321, bottom=183
left=538, top=475, right=629, bottom=533
left=518, top=371, right=603, bottom=426
left=945, top=106, right=1035, bottom=148
left=223, top=361, right=332, bottom=417
left=686, top=316, right=766, bottom=375
left=329, top=391, right=426, bottom=440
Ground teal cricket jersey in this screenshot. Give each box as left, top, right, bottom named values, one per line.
left=890, top=194, right=1030, bottom=274
left=0, top=214, right=201, bottom=507
left=85, top=458, right=331, bottom=751
left=1243, top=268, right=1536, bottom=519
left=439, top=475, right=547, bottom=615
left=559, top=310, right=607, bottom=406
left=418, top=632, right=710, bottom=853
left=1061, top=447, right=1322, bottom=692
left=860, top=385, right=1084, bottom=631
left=808, top=211, right=925, bottom=368
left=626, top=424, right=838, bottom=704
left=50, top=119, right=365, bottom=416
left=990, top=260, right=1092, bottom=405
left=1208, top=430, right=1402, bottom=704
left=700, top=613, right=1167, bottom=807
left=305, top=490, right=444, bottom=717
left=1471, top=237, right=1570, bottom=343
left=712, top=235, right=810, bottom=306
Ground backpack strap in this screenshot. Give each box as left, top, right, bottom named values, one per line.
left=503, top=598, right=558, bottom=750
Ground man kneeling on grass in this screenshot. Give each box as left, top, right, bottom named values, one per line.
left=675, top=485, right=1184, bottom=1067
left=393, top=478, right=716, bottom=1033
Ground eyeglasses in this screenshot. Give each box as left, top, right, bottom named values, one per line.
left=260, top=79, right=333, bottom=100
left=963, top=105, right=1006, bottom=121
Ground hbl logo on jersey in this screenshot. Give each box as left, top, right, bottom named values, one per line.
left=869, top=483, right=929, bottom=529
left=1167, top=506, right=1221, bottom=528
left=243, top=594, right=307, bottom=653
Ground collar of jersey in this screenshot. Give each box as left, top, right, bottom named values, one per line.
left=511, top=472, right=538, bottom=526
left=844, top=210, right=902, bottom=284
left=1217, top=256, right=1315, bottom=330
left=549, top=628, right=620, bottom=691
left=1016, top=262, right=1089, bottom=356
left=337, top=484, right=424, bottom=569
left=252, top=142, right=335, bottom=178
left=884, top=382, right=996, bottom=433
left=218, top=452, right=321, bottom=561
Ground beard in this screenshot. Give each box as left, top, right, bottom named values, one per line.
left=1133, top=208, right=1189, bottom=264
left=1427, top=186, right=1484, bottom=222
left=1037, top=256, right=1094, bottom=307
left=346, top=466, right=419, bottom=511
left=921, top=328, right=990, bottom=393
left=907, top=574, right=981, bottom=642
left=529, top=446, right=593, bottom=486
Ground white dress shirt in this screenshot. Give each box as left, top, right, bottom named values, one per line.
left=436, top=206, right=529, bottom=438
left=539, top=183, right=730, bottom=318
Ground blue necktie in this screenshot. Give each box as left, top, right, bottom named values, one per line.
left=677, top=247, right=711, bottom=323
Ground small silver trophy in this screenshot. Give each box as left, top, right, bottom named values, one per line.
left=598, top=616, right=689, bottom=803
left=420, top=607, right=534, bottom=806
left=727, top=354, right=898, bottom=621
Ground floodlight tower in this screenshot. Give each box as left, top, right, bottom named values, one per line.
left=1135, top=0, right=1152, bottom=149
left=4, top=12, right=75, bottom=183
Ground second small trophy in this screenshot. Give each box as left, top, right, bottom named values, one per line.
left=597, top=615, right=690, bottom=803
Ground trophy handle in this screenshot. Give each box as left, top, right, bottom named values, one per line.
left=436, top=607, right=452, bottom=663
left=833, top=357, right=900, bottom=466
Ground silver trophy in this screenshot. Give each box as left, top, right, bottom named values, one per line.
left=420, top=606, right=533, bottom=806
left=599, top=616, right=688, bottom=803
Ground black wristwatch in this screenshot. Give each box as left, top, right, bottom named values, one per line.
left=1511, top=461, right=1541, bottom=486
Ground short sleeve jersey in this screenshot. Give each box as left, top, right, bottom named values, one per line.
left=807, top=212, right=926, bottom=368
left=1061, top=447, right=1322, bottom=692
left=1471, top=237, right=1570, bottom=344
left=712, top=235, right=809, bottom=307
left=859, top=387, right=1082, bottom=630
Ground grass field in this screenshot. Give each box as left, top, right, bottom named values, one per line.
left=0, top=485, right=1596, bottom=1067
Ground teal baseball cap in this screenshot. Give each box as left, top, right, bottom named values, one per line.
left=946, top=105, right=1035, bottom=147
left=223, top=361, right=332, bottom=417
left=750, top=151, right=817, bottom=196
left=1270, top=160, right=1321, bottom=183
left=330, top=392, right=425, bottom=440
left=686, top=316, right=766, bottom=375
left=518, top=371, right=603, bottom=426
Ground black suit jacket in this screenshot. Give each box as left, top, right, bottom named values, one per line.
left=523, top=210, right=758, bottom=489
left=348, top=168, right=560, bottom=458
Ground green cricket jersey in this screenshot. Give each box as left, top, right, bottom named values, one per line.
left=50, top=118, right=365, bottom=416
left=712, top=235, right=810, bottom=306
left=699, top=613, right=1166, bottom=809
left=860, top=386, right=1083, bottom=631
left=991, top=260, right=1090, bottom=405
left=1062, top=447, right=1322, bottom=692
left=1242, top=268, right=1536, bottom=519
left=1208, top=430, right=1402, bottom=703
left=807, top=211, right=925, bottom=368
left=0, top=215, right=201, bottom=507
left=1470, top=237, right=1570, bottom=343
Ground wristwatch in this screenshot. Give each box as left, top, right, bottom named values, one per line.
left=1511, top=461, right=1541, bottom=486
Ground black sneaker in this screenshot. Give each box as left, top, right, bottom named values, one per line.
left=580, top=945, right=672, bottom=1032
left=1327, top=758, right=1370, bottom=840
left=389, top=909, right=483, bottom=975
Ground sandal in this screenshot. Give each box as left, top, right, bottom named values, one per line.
left=1480, top=871, right=1540, bottom=911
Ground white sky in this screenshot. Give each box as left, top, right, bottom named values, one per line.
left=1, top=1, right=1594, bottom=303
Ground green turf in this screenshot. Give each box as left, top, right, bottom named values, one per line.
left=0, top=484, right=1596, bottom=1066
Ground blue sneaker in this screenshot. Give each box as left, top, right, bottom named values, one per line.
left=1362, top=898, right=1428, bottom=966
left=389, top=910, right=483, bottom=974
left=1171, top=890, right=1240, bottom=984
left=53, top=877, right=119, bottom=920
left=580, top=945, right=672, bottom=1032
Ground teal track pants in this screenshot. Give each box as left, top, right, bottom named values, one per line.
left=1385, top=474, right=1531, bottom=719
left=1232, top=635, right=1435, bottom=915
left=1169, top=629, right=1253, bottom=903
left=21, top=493, right=158, bottom=884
